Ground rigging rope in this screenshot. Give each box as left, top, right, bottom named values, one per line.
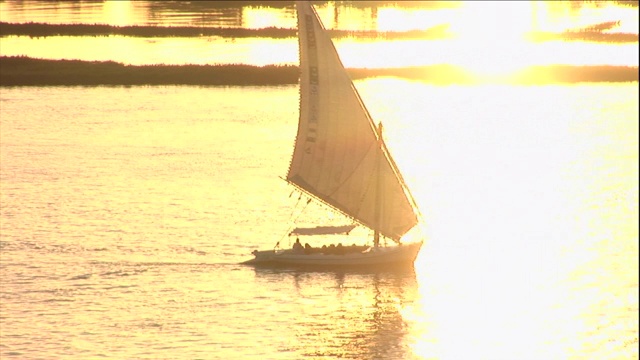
left=277, top=188, right=313, bottom=248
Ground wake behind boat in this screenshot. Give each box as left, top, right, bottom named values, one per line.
left=243, top=1, right=424, bottom=268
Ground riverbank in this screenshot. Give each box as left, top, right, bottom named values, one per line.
left=0, top=56, right=637, bottom=86
left=1, top=21, right=637, bottom=43
left=0, top=56, right=298, bottom=86
left=0, top=22, right=449, bottom=40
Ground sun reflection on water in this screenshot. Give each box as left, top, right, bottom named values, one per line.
left=355, top=77, right=638, bottom=359
left=242, top=6, right=295, bottom=30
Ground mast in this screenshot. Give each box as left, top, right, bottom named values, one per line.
left=373, top=122, right=383, bottom=248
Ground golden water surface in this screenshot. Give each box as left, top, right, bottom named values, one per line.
left=0, top=1, right=638, bottom=359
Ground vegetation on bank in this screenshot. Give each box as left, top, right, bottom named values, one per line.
left=0, top=22, right=450, bottom=40
left=1, top=21, right=637, bottom=43
left=0, top=22, right=295, bottom=39
left=0, top=56, right=637, bottom=86
left=0, top=56, right=299, bottom=86
left=350, top=65, right=639, bottom=84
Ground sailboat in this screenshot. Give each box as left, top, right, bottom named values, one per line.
left=243, top=1, right=423, bottom=268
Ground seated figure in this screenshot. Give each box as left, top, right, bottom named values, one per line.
left=292, top=238, right=303, bottom=253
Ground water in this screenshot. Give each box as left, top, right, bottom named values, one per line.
left=1, top=81, right=638, bottom=359
left=1, top=1, right=639, bottom=358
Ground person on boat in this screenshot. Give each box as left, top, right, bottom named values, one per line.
left=293, top=238, right=303, bottom=253
left=304, top=243, right=312, bottom=254
left=327, top=244, right=336, bottom=254
left=349, top=243, right=359, bottom=254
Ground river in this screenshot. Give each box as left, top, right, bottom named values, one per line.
left=0, top=1, right=638, bottom=359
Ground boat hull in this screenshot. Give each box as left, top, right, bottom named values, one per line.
left=242, top=241, right=423, bottom=269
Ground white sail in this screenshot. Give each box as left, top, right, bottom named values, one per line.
left=287, top=2, right=418, bottom=241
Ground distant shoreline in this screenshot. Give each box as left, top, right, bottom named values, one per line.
left=0, top=21, right=450, bottom=40
left=0, top=56, right=637, bottom=86
left=1, top=21, right=637, bottom=43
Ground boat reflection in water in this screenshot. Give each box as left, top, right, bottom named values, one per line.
left=252, top=265, right=420, bottom=359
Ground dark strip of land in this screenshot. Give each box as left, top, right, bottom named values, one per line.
left=0, top=21, right=450, bottom=40
left=0, top=22, right=295, bottom=39
left=527, top=30, right=638, bottom=43
left=0, top=56, right=637, bottom=86
left=0, top=56, right=298, bottom=86
left=350, top=65, right=639, bottom=84
left=1, top=21, right=637, bottom=43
